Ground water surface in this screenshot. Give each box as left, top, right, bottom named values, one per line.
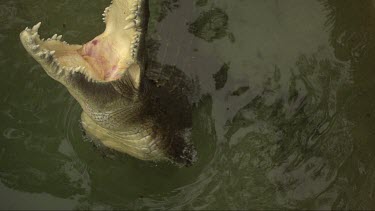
left=1, top=0, right=375, bottom=209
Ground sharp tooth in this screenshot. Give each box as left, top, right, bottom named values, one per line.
left=27, top=37, right=33, bottom=44
left=52, top=34, right=57, bottom=40
left=50, top=50, right=55, bottom=55
left=57, top=35, right=62, bottom=40
left=124, top=22, right=135, bottom=30
left=31, top=45, right=40, bottom=51
left=135, top=19, right=141, bottom=26
left=31, top=33, right=38, bottom=40
left=36, top=52, right=44, bottom=58
left=32, top=22, right=41, bottom=32
left=126, top=14, right=135, bottom=21
left=25, top=27, right=31, bottom=32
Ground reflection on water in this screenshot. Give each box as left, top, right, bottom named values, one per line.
left=0, top=0, right=375, bottom=209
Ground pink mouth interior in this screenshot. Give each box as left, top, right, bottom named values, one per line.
left=80, top=37, right=122, bottom=81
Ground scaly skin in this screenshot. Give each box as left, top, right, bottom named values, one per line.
left=19, top=0, right=196, bottom=166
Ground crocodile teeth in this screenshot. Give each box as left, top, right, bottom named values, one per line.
left=36, top=52, right=44, bottom=58
left=130, top=7, right=137, bottom=12
left=135, top=18, right=141, bottom=26
left=57, top=35, right=62, bottom=41
left=51, top=34, right=57, bottom=40
left=32, top=22, right=41, bottom=32
left=126, top=14, right=135, bottom=21
left=31, top=45, right=40, bottom=51
left=51, top=60, right=57, bottom=67
left=57, top=68, right=63, bottom=74
left=50, top=50, right=55, bottom=55
left=124, top=22, right=135, bottom=30
left=31, top=33, right=38, bottom=40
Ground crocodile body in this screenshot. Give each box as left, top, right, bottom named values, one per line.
left=19, top=0, right=196, bottom=166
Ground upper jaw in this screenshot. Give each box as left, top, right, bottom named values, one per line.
left=19, top=0, right=147, bottom=83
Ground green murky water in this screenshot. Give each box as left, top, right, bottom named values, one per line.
left=1, top=0, right=375, bottom=209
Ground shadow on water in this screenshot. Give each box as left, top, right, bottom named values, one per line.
left=0, top=0, right=375, bottom=210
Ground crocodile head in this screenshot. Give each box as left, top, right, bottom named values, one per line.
left=19, top=0, right=196, bottom=166
left=20, top=0, right=146, bottom=84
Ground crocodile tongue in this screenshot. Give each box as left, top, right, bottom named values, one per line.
left=20, top=0, right=144, bottom=83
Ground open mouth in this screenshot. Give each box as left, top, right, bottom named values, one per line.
left=20, top=0, right=145, bottom=83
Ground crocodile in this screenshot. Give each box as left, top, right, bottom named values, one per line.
left=19, top=0, right=196, bottom=166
